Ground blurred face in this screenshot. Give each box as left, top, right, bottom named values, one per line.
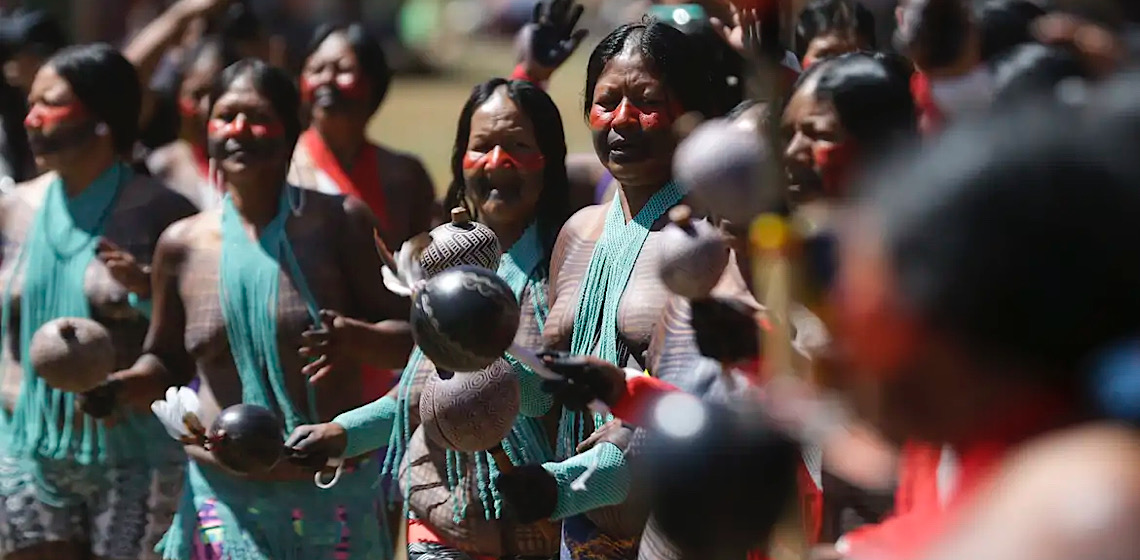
left=463, top=86, right=545, bottom=229
left=4, top=50, right=46, bottom=94
left=24, top=65, right=106, bottom=171
left=301, top=32, right=373, bottom=120
left=206, top=73, right=290, bottom=181
left=589, top=48, right=684, bottom=189
left=802, top=31, right=862, bottom=69
left=178, top=50, right=222, bottom=145
left=782, top=79, right=856, bottom=202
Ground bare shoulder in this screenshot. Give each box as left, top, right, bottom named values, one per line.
left=565, top=203, right=608, bottom=234
left=928, top=424, right=1140, bottom=560
left=376, top=144, right=431, bottom=182
left=154, top=210, right=218, bottom=266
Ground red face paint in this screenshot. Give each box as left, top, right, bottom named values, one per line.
left=588, top=97, right=684, bottom=132
left=813, top=141, right=858, bottom=196
left=300, top=75, right=317, bottom=104
left=462, top=146, right=545, bottom=173
left=207, top=114, right=285, bottom=140
left=301, top=70, right=368, bottom=105
left=24, top=102, right=89, bottom=131
left=178, top=97, right=199, bottom=119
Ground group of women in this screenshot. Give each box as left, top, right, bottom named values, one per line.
left=0, top=0, right=1139, bottom=559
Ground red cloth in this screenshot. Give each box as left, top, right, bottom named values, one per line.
left=910, top=72, right=945, bottom=137
left=299, top=128, right=391, bottom=231
left=798, top=458, right=823, bottom=544
left=300, top=128, right=394, bottom=400
left=841, top=395, right=1073, bottom=560
left=191, top=141, right=210, bottom=181
left=610, top=374, right=681, bottom=426
left=510, top=64, right=549, bottom=90
left=407, top=519, right=496, bottom=560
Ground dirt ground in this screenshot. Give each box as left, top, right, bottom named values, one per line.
left=366, top=39, right=597, bottom=195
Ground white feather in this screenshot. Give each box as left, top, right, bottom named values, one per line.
left=151, top=386, right=198, bottom=440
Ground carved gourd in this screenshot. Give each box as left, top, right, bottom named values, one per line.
left=29, top=317, right=115, bottom=393
left=411, top=265, right=521, bottom=373
left=419, top=207, right=502, bottom=278
left=419, top=358, right=521, bottom=453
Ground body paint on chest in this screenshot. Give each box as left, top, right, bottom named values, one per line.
left=462, top=146, right=545, bottom=173
left=588, top=97, right=685, bottom=132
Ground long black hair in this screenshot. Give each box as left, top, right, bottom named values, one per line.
left=49, top=43, right=141, bottom=155
left=584, top=21, right=720, bottom=120
left=793, top=51, right=917, bottom=152
left=444, top=78, right=570, bottom=270
left=794, top=0, right=876, bottom=58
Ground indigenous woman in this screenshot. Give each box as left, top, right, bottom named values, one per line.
left=828, top=98, right=1140, bottom=560
left=108, top=59, right=411, bottom=560
left=0, top=44, right=196, bottom=560
left=506, top=22, right=756, bottom=559
left=144, top=37, right=238, bottom=210
left=286, top=77, right=573, bottom=560
left=290, top=23, right=436, bottom=251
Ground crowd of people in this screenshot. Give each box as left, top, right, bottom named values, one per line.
left=0, top=0, right=1137, bottom=559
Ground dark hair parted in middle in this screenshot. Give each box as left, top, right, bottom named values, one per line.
left=305, top=23, right=392, bottom=113
left=210, top=58, right=303, bottom=147
left=48, top=43, right=140, bottom=154
left=584, top=21, right=719, bottom=119
left=794, top=0, right=876, bottom=58
left=794, top=51, right=917, bottom=150
left=445, top=78, right=571, bottom=269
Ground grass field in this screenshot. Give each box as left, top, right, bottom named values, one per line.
left=366, top=39, right=597, bottom=195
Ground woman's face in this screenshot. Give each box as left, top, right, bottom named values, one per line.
left=178, top=50, right=222, bottom=144
left=802, top=31, right=862, bottom=69
left=301, top=32, right=372, bottom=119
left=24, top=65, right=107, bottom=171
left=781, top=79, right=854, bottom=202
left=589, top=49, right=684, bottom=189
left=463, top=86, right=545, bottom=229
left=206, top=73, right=290, bottom=181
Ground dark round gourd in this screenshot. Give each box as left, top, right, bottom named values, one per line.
left=657, top=206, right=731, bottom=300
left=419, top=358, right=521, bottom=453
left=207, top=404, right=284, bottom=475
left=639, top=393, right=799, bottom=558
left=411, top=265, right=521, bottom=373
left=419, top=207, right=503, bottom=279
left=29, top=317, right=115, bottom=393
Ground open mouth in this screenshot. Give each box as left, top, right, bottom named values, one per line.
left=473, top=175, right=522, bottom=205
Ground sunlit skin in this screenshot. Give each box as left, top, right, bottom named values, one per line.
left=588, top=49, right=685, bottom=191
left=462, top=87, right=546, bottom=247
left=781, top=76, right=854, bottom=203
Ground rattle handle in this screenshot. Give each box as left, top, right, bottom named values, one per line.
left=489, top=444, right=514, bottom=474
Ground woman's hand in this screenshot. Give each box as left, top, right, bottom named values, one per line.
left=283, top=422, right=348, bottom=468
left=97, top=239, right=151, bottom=298
left=711, top=7, right=763, bottom=58
left=538, top=351, right=627, bottom=410
left=690, top=297, right=763, bottom=364
left=576, top=418, right=632, bottom=453
left=496, top=464, right=559, bottom=523
left=517, top=0, right=589, bottom=82
left=300, top=310, right=372, bottom=383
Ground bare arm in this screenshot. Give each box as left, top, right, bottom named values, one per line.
left=111, top=221, right=197, bottom=408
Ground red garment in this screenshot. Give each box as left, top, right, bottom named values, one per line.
left=407, top=519, right=497, bottom=560
left=190, top=141, right=210, bottom=180
left=841, top=396, right=1073, bottom=560
left=910, top=72, right=945, bottom=137
left=798, top=458, right=823, bottom=544
left=299, top=128, right=391, bottom=231
left=610, top=375, right=680, bottom=425
left=299, top=128, right=394, bottom=400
